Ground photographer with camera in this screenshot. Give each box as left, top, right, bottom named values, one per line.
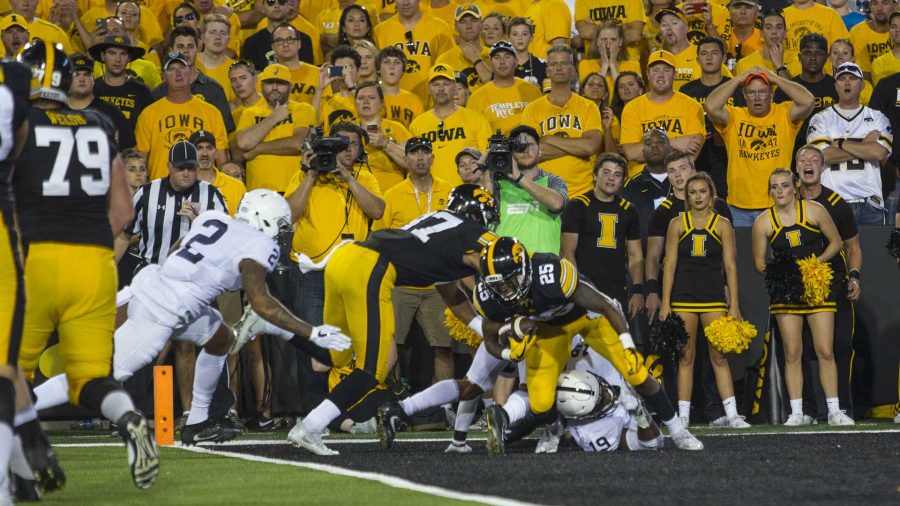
left=282, top=121, right=384, bottom=413
left=491, top=125, right=568, bottom=254
left=235, top=63, right=316, bottom=192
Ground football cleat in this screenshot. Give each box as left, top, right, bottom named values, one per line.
left=376, top=401, right=408, bottom=450
left=827, top=410, right=855, bottom=426
left=288, top=421, right=338, bottom=456
left=445, top=441, right=473, bottom=454
left=784, top=413, right=815, bottom=426
left=181, top=420, right=242, bottom=445
left=12, top=474, right=40, bottom=502
left=670, top=428, right=704, bottom=451
left=20, top=428, right=66, bottom=494
left=230, top=306, right=267, bottom=355
left=175, top=412, right=189, bottom=433
left=117, top=411, right=160, bottom=489
left=483, top=405, right=509, bottom=456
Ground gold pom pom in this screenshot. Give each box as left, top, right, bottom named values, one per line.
left=443, top=308, right=483, bottom=348
left=705, top=316, right=757, bottom=355
left=796, top=255, right=833, bottom=306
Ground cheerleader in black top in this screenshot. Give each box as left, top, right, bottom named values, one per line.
left=660, top=173, right=748, bottom=428
left=751, top=169, right=854, bottom=426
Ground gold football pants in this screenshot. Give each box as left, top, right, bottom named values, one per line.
left=18, top=243, right=117, bottom=404
left=525, top=315, right=649, bottom=414
left=324, top=243, right=396, bottom=384
left=0, top=209, right=25, bottom=368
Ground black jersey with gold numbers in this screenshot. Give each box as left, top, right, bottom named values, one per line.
left=561, top=192, right=640, bottom=303
left=473, top=253, right=586, bottom=326
left=768, top=200, right=826, bottom=260
left=0, top=61, right=32, bottom=206
left=14, top=107, right=119, bottom=248
left=360, top=210, right=498, bottom=287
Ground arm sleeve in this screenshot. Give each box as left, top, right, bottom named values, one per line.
left=833, top=201, right=858, bottom=240
left=547, top=173, right=569, bottom=201
left=625, top=205, right=641, bottom=241
left=561, top=197, right=584, bottom=234
left=807, top=110, right=833, bottom=146
left=875, top=111, right=893, bottom=155
left=618, top=100, right=641, bottom=144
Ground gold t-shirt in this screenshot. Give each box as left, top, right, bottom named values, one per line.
left=373, top=176, right=453, bottom=231
left=237, top=100, right=317, bottom=191
left=374, top=14, right=456, bottom=103
left=409, top=106, right=492, bottom=186
left=466, top=78, right=543, bottom=135
left=782, top=4, right=850, bottom=53
left=383, top=90, right=425, bottom=128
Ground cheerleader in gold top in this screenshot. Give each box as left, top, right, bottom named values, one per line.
left=751, top=169, right=855, bottom=426
left=660, top=173, right=749, bottom=428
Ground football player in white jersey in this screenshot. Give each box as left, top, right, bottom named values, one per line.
left=559, top=336, right=664, bottom=453
left=807, top=62, right=893, bottom=225
left=31, top=190, right=351, bottom=444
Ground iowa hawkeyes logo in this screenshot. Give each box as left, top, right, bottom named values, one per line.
left=328, top=109, right=356, bottom=126
left=510, top=242, right=523, bottom=264
left=166, top=129, right=190, bottom=144
left=433, top=64, right=449, bottom=73
left=473, top=188, right=493, bottom=204
left=750, top=139, right=767, bottom=151
left=793, top=27, right=811, bottom=42
left=687, top=30, right=706, bottom=44
left=465, top=70, right=479, bottom=87
left=405, top=60, right=420, bottom=74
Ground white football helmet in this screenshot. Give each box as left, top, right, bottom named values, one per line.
left=556, top=370, right=619, bottom=421
left=235, top=189, right=292, bottom=238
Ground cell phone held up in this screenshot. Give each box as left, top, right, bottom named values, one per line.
left=683, top=2, right=708, bottom=16
left=328, top=66, right=344, bottom=78
left=95, top=18, right=108, bottom=31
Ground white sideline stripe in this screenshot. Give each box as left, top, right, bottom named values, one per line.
left=54, top=427, right=900, bottom=448
left=178, top=444, right=543, bottom=506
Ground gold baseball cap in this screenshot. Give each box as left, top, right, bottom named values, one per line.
left=429, top=64, right=455, bottom=83
left=647, top=50, right=676, bottom=69
left=258, top=63, right=292, bottom=84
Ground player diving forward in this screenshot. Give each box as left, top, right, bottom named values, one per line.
left=380, top=237, right=703, bottom=453
left=235, top=184, right=502, bottom=455
left=30, top=189, right=351, bottom=445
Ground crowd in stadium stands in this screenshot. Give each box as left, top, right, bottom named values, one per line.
left=5, top=0, right=899, bottom=433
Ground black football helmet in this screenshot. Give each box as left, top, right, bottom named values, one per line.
left=480, top=236, right=532, bottom=305
left=446, top=184, right=499, bottom=227
left=17, top=39, right=71, bottom=104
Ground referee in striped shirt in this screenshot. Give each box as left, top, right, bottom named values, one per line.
left=116, top=139, right=227, bottom=266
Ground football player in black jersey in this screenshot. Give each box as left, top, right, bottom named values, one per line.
left=474, top=237, right=704, bottom=453
left=13, top=41, right=159, bottom=489
left=286, top=184, right=501, bottom=456
left=0, top=58, right=32, bottom=504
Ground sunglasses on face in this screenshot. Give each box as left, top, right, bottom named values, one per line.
left=266, top=0, right=288, bottom=6
left=174, top=12, right=197, bottom=23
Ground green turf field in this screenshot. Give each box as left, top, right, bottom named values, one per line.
left=38, top=422, right=899, bottom=506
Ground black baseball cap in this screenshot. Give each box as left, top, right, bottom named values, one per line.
left=169, top=140, right=198, bottom=168
left=189, top=130, right=216, bottom=146
left=70, top=53, right=94, bottom=72
left=490, top=40, right=516, bottom=58
left=405, top=137, right=433, bottom=155
left=163, top=51, right=189, bottom=70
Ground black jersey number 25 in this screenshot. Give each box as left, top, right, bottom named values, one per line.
left=35, top=126, right=110, bottom=197
left=177, top=219, right=228, bottom=264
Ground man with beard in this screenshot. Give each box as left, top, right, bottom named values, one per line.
left=0, top=14, right=28, bottom=57
left=849, top=0, right=895, bottom=80
left=235, top=63, right=315, bottom=192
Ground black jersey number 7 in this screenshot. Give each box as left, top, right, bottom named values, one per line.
left=402, top=212, right=463, bottom=242
left=177, top=219, right=228, bottom=264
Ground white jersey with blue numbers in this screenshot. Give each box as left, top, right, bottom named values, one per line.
left=565, top=336, right=636, bottom=452
left=131, top=210, right=280, bottom=325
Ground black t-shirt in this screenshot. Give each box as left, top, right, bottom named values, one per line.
left=775, top=75, right=838, bottom=161
left=85, top=97, right=136, bottom=150
left=620, top=170, right=671, bottom=240
left=242, top=28, right=315, bottom=72
left=93, top=77, right=153, bottom=131
left=14, top=108, right=119, bottom=248
left=361, top=210, right=497, bottom=287
left=811, top=186, right=857, bottom=275
left=515, top=54, right=546, bottom=90
left=648, top=195, right=733, bottom=238
left=561, top=192, right=641, bottom=302
left=869, top=73, right=900, bottom=165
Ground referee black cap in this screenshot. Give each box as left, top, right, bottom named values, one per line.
left=170, top=140, right=198, bottom=168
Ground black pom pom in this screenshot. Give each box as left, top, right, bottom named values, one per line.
left=649, top=314, right=689, bottom=361
left=764, top=250, right=803, bottom=304
left=887, top=228, right=900, bottom=265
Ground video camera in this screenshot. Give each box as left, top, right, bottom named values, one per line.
left=302, top=127, right=351, bottom=173
left=485, top=129, right=529, bottom=176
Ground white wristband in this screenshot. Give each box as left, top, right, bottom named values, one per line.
left=619, top=332, right=636, bottom=350
left=501, top=348, right=512, bottom=361
left=467, top=315, right=484, bottom=337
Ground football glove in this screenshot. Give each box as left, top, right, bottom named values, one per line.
left=309, top=325, right=352, bottom=351
left=503, top=317, right=538, bottom=362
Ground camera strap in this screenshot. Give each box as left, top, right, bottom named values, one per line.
left=413, top=186, right=433, bottom=214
